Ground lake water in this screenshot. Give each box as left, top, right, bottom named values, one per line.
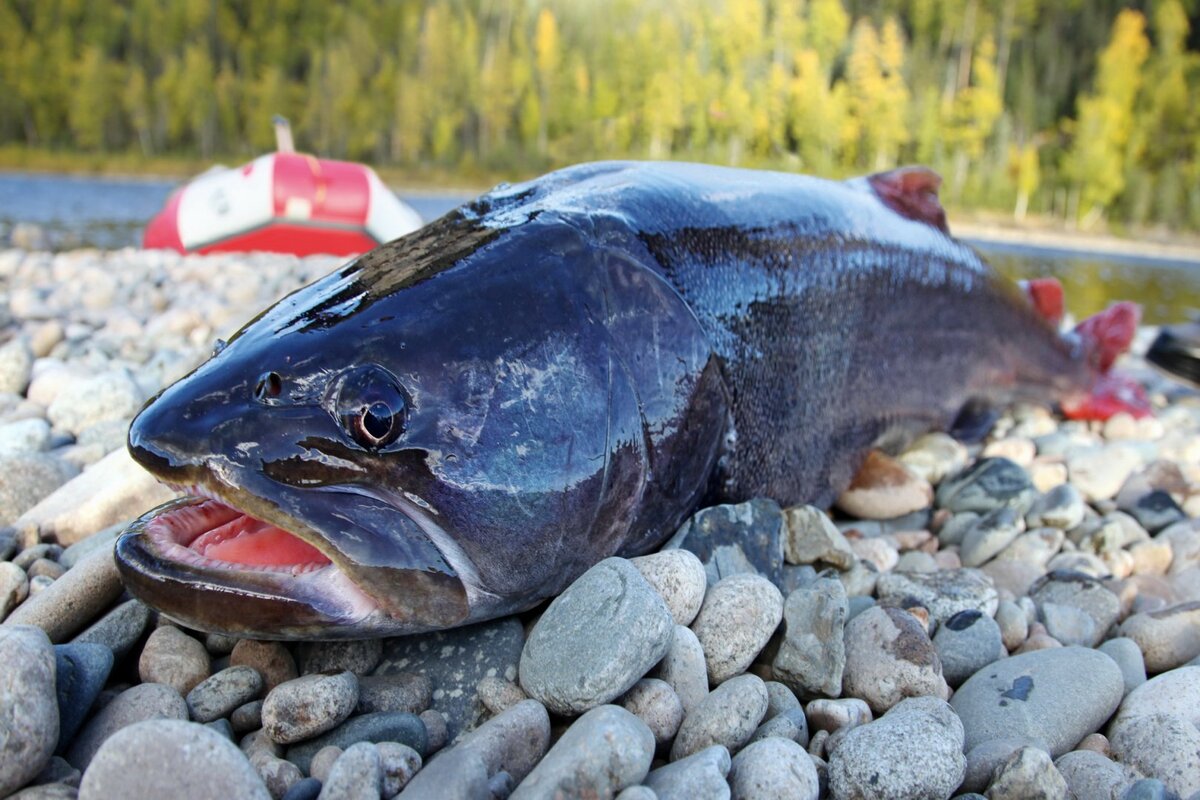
left=1, top=171, right=1196, bottom=325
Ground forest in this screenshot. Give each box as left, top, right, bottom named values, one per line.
left=0, top=0, right=1197, bottom=232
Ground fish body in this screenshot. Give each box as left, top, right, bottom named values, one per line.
left=119, top=161, right=1095, bottom=638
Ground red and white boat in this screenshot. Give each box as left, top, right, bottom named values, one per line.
left=144, top=119, right=422, bottom=257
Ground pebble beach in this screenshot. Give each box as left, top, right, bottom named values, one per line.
left=1, top=247, right=1199, bottom=800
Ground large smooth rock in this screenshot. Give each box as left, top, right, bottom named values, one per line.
left=827, top=696, right=965, bottom=800
left=1110, top=667, right=1200, bottom=729
left=1109, top=712, right=1200, bottom=797
left=519, top=558, right=673, bottom=715
left=397, top=700, right=550, bottom=799
left=66, top=682, right=189, bottom=770
left=78, top=719, right=270, bottom=800
left=511, top=705, right=654, bottom=799
left=0, top=625, right=58, bottom=796
left=376, top=617, right=524, bottom=742
left=951, top=646, right=1124, bottom=757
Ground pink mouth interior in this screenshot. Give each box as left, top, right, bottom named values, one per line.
left=154, top=497, right=331, bottom=571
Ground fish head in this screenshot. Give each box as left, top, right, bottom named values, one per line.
left=119, top=214, right=643, bottom=638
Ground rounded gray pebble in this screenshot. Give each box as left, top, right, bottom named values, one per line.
left=477, top=675, right=528, bottom=716
left=842, top=605, right=949, bottom=713
left=933, top=609, right=1006, bottom=688
left=418, top=709, right=447, bottom=753
left=748, top=707, right=809, bottom=748
left=262, top=672, right=358, bottom=745
left=690, top=573, right=783, bottom=684
left=231, top=700, right=265, bottom=733
left=1054, top=749, right=1142, bottom=800
left=0, top=626, right=58, bottom=796
left=512, top=705, right=654, bottom=799
left=78, top=718, right=270, bottom=800
left=519, top=558, right=674, bottom=715
left=1109, top=713, right=1200, bottom=797
left=187, top=665, right=264, bottom=723
left=308, top=745, right=343, bottom=783
left=951, top=646, right=1124, bottom=757
left=376, top=741, right=421, bottom=797
left=619, top=678, right=684, bottom=750
left=0, top=560, right=29, bottom=619
left=728, top=737, right=819, bottom=800
left=250, top=752, right=304, bottom=799
left=316, top=741, right=381, bottom=800
left=670, top=673, right=768, bottom=761
left=138, top=626, right=211, bottom=695
left=828, top=696, right=965, bottom=800
left=645, top=745, right=731, bottom=800
left=66, top=681, right=188, bottom=770
left=631, top=549, right=708, bottom=626
left=653, top=625, right=709, bottom=718
left=1099, top=637, right=1147, bottom=695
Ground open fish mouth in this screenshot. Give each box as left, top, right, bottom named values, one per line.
left=116, top=487, right=386, bottom=639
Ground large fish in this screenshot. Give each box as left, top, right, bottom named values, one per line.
left=117, top=161, right=1142, bottom=639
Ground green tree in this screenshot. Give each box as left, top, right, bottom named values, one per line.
left=1062, top=9, right=1150, bottom=228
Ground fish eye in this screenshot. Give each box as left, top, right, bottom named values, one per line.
left=335, top=366, right=409, bottom=449
left=254, top=371, right=282, bottom=401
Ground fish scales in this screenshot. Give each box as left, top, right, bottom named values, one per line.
left=116, top=161, right=1093, bottom=638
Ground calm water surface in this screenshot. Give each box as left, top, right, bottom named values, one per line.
left=1, top=171, right=1196, bottom=325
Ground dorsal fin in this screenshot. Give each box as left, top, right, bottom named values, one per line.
left=866, top=166, right=949, bottom=234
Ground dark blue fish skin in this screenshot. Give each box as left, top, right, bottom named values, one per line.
left=117, top=161, right=1088, bottom=638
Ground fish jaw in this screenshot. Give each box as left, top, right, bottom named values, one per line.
left=120, top=391, right=475, bottom=638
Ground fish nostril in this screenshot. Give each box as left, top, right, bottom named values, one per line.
left=254, top=372, right=283, bottom=402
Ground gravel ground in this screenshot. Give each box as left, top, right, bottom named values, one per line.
left=0, top=247, right=1199, bottom=800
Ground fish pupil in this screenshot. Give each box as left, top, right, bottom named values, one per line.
left=254, top=371, right=282, bottom=401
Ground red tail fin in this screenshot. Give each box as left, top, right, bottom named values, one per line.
left=1074, top=301, right=1140, bottom=374
left=1019, top=278, right=1065, bottom=327
left=1061, top=373, right=1152, bottom=420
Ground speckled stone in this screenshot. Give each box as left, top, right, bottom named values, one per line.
left=619, top=678, right=684, bottom=750
left=1118, top=602, right=1200, bottom=673
left=827, top=696, right=965, bottom=800
left=653, top=625, right=709, bottom=718
left=671, top=673, right=768, bottom=761
left=317, top=741, right=382, bottom=800
left=376, top=616, right=524, bottom=742
left=186, top=666, right=264, bottom=723
left=985, top=746, right=1068, bottom=800
left=0, top=626, right=58, bottom=796
left=728, top=737, right=819, bottom=800
left=356, top=673, right=432, bottom=716
left=782, top=505, right=856, bottom=571
left=5, top=544, right=122, bottom=642
left=262, top=672, right=359, bottom=745
left=519, top=558, right=674, bottom=715
left=1109, top=713, right=1200, bottom=797
left=631, top=549, right=708, bottom=627
left=72, top=598, right=151, bottom=659
left=511, top=705, right=654, bottom=799
left=376, top=741, right=421, bottom=797
left=1054, top=749, right=1141, bottom=800
left=295, top=640, right=381, bottom=676
left=230, top=640, right=299, bottom=692
left=644, top=745, right=731, bottom=800
left=78, top=719, right=270, bottom=800
left=772, top=577, right=847, bottom=698
left=137, top=626, right=211, bottom=695
left=875, top=568, right=999, bottom=628
left=690, top=573, right=783, bottom=684
left=841, top=606, right=949, bottom=714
